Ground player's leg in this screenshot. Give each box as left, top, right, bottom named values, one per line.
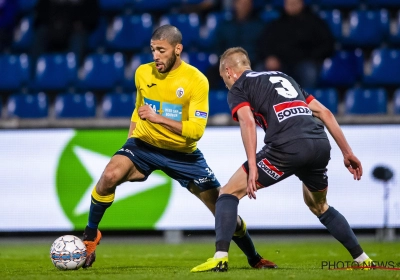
left=86, top=154, right=145, bottom=232
left=83, top=138, right=151, bottom=268
left=214, top=167, right=251, bottom=258
left=191, top=141, right=297, bottom=272
left=302, top=184, right=373, bottom=269
left=300, top=138, right=373, bottom=269
left=192, top=166, right=278, bottom=272
left=83, top=154, right=146, bottom=268
left=190, top=166, right=246, bottom=272
left=188, top=183, right=274, bottom=269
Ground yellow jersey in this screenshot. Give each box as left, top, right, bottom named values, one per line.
left=131, top=61, right=209, bottom=153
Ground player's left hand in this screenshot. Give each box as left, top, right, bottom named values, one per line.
left=344, top=153, right=363, bottom=180
left=138, top=105, right=160, bottom=123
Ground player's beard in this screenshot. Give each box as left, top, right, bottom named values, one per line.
left=159, top=53, right=177, bottom=73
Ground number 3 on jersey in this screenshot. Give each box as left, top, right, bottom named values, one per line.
left=269, top=76, right=298, bottom=99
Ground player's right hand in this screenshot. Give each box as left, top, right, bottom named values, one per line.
left=138, top=105, right=159, bottom=123
left=247, top=168, right=259, bottom=199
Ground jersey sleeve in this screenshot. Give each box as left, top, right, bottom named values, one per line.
left=131, top=66, right=143, bottom=123
left=228, top=86, right=251, bottom=122
left=181, top=73, right=209, bottom=141
left=300, top=86, right=315, bottom=104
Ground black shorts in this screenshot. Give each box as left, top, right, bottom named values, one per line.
left=114, top=138, right=221, bottom=191
left=243, top=138, right=331, bottom=192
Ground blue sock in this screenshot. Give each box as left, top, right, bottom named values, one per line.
left=318, top=206, right=363, bottom=259
left=232, top=231, right=260, bottom=265
left=85, top=196, right=112, bottom=240
left=215, top=194, right=239, bottom=252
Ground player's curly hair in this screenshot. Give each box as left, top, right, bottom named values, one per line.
left=151, top=25, right=182, bottom=46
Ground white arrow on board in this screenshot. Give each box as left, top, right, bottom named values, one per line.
left=73, top=146, right=167, bottom=215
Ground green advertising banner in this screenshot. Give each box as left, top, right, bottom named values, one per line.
left=56, top=130, right=173, bottom=230
left=1, top=126, right=400, bottom=231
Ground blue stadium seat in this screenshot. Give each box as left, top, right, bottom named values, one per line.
left=131, top=0, right=173, bottom=13
left=88, top=17, right=107, bottom=51
left=55, top=92, right=96, bottom=118
left=17, top=0, right=38, bottom=14
left=394, top=89, right=400, bottom=114
left=344, top=88, right=387, bottom=115
left=78, top=53, right=124, bottom=90
left=7, top=92, right=48, bottom=118
left=319, top=49, right=363, bottom=87
left=102, top=92, right=136, bottom=118
left=342, top=10, right=389, bottom=47
left=316, top=0, right=360, bottom=8
left=318, top=10, right=342, bottom=40
left=12, top=16, right=34, bottom=52
left=199, top=11, right=232, bottom=51
left=124, top=52, right=153, bottom=91
left=208, top=90, right=230, bottom=117
left=365, top=0, right=400, bottom=8
left=107, top=14, right=153, bottom=51
left=307, top=88, right=338, bottom=114
left=99, top=0, right=125, bottom=12
left=0, top=54, right=30, bottom=91
left=159, top=13, right=200, bottom=49
left=259, top=9, right=280, bottom=24
left=363, top=48, right=400, bottom=86
left=33, top=53, right=77, bottom=91
left=181, top=52, right=218, bottom=74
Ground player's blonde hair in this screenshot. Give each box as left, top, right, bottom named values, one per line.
left=220, top=47, right=251, bottom=69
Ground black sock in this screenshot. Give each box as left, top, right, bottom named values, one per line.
left=215, top=194, right=239, bottom=252
left=85, top=196, right=112, bottom=239
left=318, top=206, right=363, bottom=259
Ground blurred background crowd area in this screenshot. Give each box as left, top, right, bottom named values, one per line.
left=1, top=0, right=400, bottom=127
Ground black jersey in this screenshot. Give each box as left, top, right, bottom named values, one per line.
left=228, top=70, right=328, bottom=146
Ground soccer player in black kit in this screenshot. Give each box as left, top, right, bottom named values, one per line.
left=191, top=47, right=373, bottom=272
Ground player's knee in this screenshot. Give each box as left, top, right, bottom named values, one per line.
left=306, top=202, right=328, bottom=216
left=101, top=168, right=120, bottom=187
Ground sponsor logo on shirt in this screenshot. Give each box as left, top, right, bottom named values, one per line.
left=162, top=103, right=182, bottom=121
left=195, top=110, right=207, bottom=118
left=257, top=158, right=284, bottom=180
left=273, top=101, right=312, bottom=122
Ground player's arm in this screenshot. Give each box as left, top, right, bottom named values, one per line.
left=237, top=105, right=259, bottom=199
left=129, top=71, right=142, bottom=138
left=137, top=106, right=183, bottom=135
left=127, top=121, right=136, bottom=139
left=181, top=76, right=208, bottom=141
left=308, top=99, right=363, bottom=180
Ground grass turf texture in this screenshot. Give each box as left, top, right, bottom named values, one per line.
left=0, top=236, right=399, bottom=280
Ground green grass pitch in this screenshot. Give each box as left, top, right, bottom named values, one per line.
left=1, top=235, right=399, bottom=280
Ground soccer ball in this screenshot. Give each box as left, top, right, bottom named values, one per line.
left=50, top=235, right=87, bottom=270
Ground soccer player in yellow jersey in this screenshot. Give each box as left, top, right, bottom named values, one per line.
left=82, top=25, right=277, bottom=270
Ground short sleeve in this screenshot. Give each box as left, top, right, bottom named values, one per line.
left=228, top=86, right=251, bottom=122
left=299, top=86, right=315, bottom=104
